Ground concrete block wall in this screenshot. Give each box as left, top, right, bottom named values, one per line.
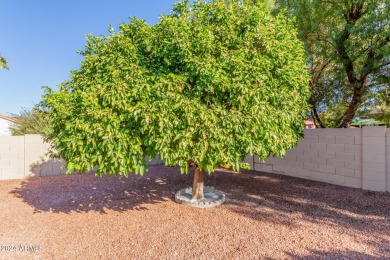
left=0, top=135, right=69, bottom=180
left=251, top=126, right=390, bottom=192
left=387, top=129, right=390, bottom=192
left=0, top=136, right=25, bottom=180
left=24, top=135, right=67, bottom=178
left=1, top=129, right=390, bottom=192
left=0, top=134, right=165, bottom=180
left=362, top=127, right=386, bottom=191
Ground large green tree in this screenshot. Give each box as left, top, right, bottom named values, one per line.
left=275, top=0, right=390, bottom=128
left=43, top=0, right=310, bottom=200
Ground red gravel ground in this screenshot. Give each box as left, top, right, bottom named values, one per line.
left=0, top=165, right=389, bottom=259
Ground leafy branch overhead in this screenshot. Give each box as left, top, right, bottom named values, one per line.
left=43, top=0, right=310, bottom=176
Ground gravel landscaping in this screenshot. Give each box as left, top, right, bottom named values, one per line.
left=1, top=165, right=389, bottom=259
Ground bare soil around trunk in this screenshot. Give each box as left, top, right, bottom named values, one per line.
left=1, top=165, right=389, bottom=259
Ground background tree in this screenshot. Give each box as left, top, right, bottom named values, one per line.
left=9, top=106, right=52, bottom=136
left=43, top=0, right=310, bottom=200
left=0, top=54, right=9, bottom=70
left=275, top=0, right=390, bottom=127
left=371, top=84, right=390, bottom=126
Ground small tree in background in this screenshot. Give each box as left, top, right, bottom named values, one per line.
left=43, top=0, right=310, bottom=200
left=373, top=87, right=390, bottom=126
left=10, top=106, right=52, bottom=136
left=274, top=0, right=390, bottom=128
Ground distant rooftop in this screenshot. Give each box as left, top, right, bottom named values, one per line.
left=0, top=113, right=16, bottom=123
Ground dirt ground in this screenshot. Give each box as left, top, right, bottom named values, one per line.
left=0, top=165, right=389, bottom=259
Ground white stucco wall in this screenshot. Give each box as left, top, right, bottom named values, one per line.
left=0, top=117, right=12, bottom=136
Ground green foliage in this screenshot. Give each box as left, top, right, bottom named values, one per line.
left=275, top=0, right=390, bottom=127
left=318, top=103, right=348, bottom=128
left=373, top=87, right=390, bottom=126
left=43, top=0, right=310, bottom=176
left=10, top=106, right=52, bottom=136
left=0, top=55, right=9, bottom=70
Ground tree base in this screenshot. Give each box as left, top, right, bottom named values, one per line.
left=175, top=186, right=225, bottom=208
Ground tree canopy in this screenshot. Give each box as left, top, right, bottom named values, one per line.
left=43, top=0, right=310, bottom=176
left=274, top=0, right=390, bottom=127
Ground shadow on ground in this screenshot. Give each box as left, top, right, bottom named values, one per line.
left=12, top=165, right=390, bottom=225
left=10, top=165, right=390, bottom=257
left=217, top=168, right=390, bottom=231
left=13, top=164, right=390, bottom=230
left=215, top=168, right=390, bottom=258
left=11, top=165, right=191, bottom=214
left=284, top=249, right=384, bottom=260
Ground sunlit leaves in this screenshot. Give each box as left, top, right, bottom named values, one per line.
left=0, top=54, right=9, bottom=70
left=9, top=106, right=52, bottom=136
left=43, top=0, right=310, bottom=176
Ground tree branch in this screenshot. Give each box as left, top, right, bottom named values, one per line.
left=311, top=105, right=325, bottom=128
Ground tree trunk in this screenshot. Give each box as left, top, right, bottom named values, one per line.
left=311, top=105, right=325, bottom=128
left=192, top=167, right=204, bottom=200
left=339, top=82, right=365, bottom=128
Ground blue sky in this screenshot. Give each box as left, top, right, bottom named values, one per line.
left=0, top=0, right=177, bottom=114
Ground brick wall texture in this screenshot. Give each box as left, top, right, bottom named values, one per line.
left=250, top=126, right=390, bottom=192
left=1, top=129, right=390, bottom=192
left=0, top=134, right=164, bottom=181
